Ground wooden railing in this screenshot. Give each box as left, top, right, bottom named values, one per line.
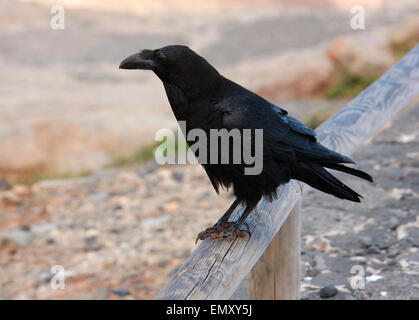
left=155, top=44, right=419, bottom=300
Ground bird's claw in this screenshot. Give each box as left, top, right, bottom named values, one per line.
left=195, top=221, right=251, bottom=244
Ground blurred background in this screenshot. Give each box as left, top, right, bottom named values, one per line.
left=0, top=0, right=418, bottom=299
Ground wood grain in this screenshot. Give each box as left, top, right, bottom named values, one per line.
left=155, top=44, right=419, bottom=300
left=250, top=198, right=301, bottom=299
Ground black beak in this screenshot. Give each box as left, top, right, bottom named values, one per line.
left=119, top=51, right=156, bottom=70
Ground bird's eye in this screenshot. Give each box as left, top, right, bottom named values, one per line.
left=156, top=51, right=166, bottom=61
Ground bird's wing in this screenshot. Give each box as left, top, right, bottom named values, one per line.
left=217, top=95, right=353, bottom=164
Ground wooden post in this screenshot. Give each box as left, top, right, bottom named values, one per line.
left=155, top=44, right=419, bottom=300
left=250, top=198, right=301, bottom=299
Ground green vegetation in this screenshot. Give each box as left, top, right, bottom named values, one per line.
left=392, top=40, right=416, bottom=61
left=106, top=135, right=189, bottom=168
left=325, top=70, right=377, bottom=99
left=0, top=168, right=91, bottom=186
left=106, top=142, right=158, bottom=168
left=1, top=135, right=189, bottom=186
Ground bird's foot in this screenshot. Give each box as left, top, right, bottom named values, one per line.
left=195, top=221, right=251, bottom=243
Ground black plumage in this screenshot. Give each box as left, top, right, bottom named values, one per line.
left=120, top=45, right=373, bottom=242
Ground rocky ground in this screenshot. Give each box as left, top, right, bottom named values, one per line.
left=0, top=102, right=417, bottom=300
left=293, top=102, right=419, bottom=300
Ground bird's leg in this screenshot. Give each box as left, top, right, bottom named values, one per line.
left=196, top=202, right=255, bottom=243
left=214, top=199, right=240, bottom=227
left=223, top=205, right=254, bottom=241
left=195, top=199, right=240, bottom=244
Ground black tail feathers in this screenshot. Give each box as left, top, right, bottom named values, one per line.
left=320, top=162, right=373, bottom=183
left=293, top=161, right=372, bottom=202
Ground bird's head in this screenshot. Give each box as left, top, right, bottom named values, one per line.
left=119, top=45, right=220, bottom=96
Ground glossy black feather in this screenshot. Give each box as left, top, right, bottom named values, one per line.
left=135, top=46, right=373, bottom=208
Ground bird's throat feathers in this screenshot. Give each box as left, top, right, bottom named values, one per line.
left=162, top=73, right=222, bottom=120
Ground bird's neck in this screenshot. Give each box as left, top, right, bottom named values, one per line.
left=163, top=76, right=223, bottom=120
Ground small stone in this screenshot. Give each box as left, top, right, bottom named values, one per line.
left=352, top=249, right=365, bottom=256
left=375, top=238, right=391, bottom=250
left=45, top=273, right=54, bottom=282
left=157, top=259, right=168, bottom=268
left=2, top=229, right=34, bottom=247
left=313, top=255, right=327, bottom=270
left=32, top=223, right=56, bottom=234
left=319, top=285, right=338, bottom=298
left=387, top=248, right=399, bottom=258
left=84, top=237, right=102, bottom=251
left=201, top=191, right=213, bottom=199
left=309, top=268, right=320, bottom=277
left=160, top=199, right=179, bottom=212
left=20, top=225, right=31, bottom=231
left=112, top=289, right=131, bottom=296
left=95, top=288, right=109, bottom=300
left=386, top=208, right=406, bottom=219
left=87, top=191, right=109, bottom=201
left=387, top=260, right=397, bottom=266
left=360, top=236, right=373, bottom=249
left=0, top=178, right=11, bottom=191
left=388, top=217, right=401, bottom=230
left=112, top=204, right=123, bottom=210
left=366, top=245, right=380, bottom=254
left=350, top=256, right=367, bottom=264
left=171, top=172, right=183, bottom=182
left=77, top=288, right=109, bottom=300
left=399, top=237, right=414, bottom=248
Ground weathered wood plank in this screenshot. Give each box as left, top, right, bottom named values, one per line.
left=155, top=44, right=419, bottom=300
left=250, top=198, right=301, bottom=300
left=156, top=181, right=302, bottom=300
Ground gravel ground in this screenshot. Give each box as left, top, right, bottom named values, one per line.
left=299, top=102, right=419, bottom=300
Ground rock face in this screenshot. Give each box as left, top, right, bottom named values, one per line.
left=390, top=14, right=419, bottom=46
left=248, top=48, right=335, bottom=101
left=327, top=31, right=395, bottom=77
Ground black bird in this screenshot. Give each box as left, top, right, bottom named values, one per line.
left=119, top=45, right=373, bottom=242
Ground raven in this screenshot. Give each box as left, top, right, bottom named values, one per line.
left=120, top=45, right=373, bottom=242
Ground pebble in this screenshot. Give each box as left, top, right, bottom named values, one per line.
left=319, top=285, right=338, bottom=298
left=171, top=172, right=183, bottom=182
left=360, top=236, right=373, bottom=249
left=387, top=260, right=397, bottom=266
left=387, top=248, right=400, bottom=258
left=366, top=245, right=380, bottom=254
left=112, top=289, right=131, bottom=296
left=112, top=204, right=123, bottom=210
left=352, top=249, right=365, bottom=256
left=387, top=208, right=405, bottom=217
left=313, top=255, right=327, bottom=271
left=84, top=237, right=103, bottom=251
left=376, top=238, right=391, bottom=250
left=388, top=217, right=401, bottom=230
left=2, top=229, right=34, bottom=247
left=87, top=191, right=109, bottom=201
left=399, top=237, right=414, bottom=248
left=0, top=178, right=11, bottom=191
left=77, top=288, right=109, bottom=300
left=20, top=225, right=31, bottom=231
